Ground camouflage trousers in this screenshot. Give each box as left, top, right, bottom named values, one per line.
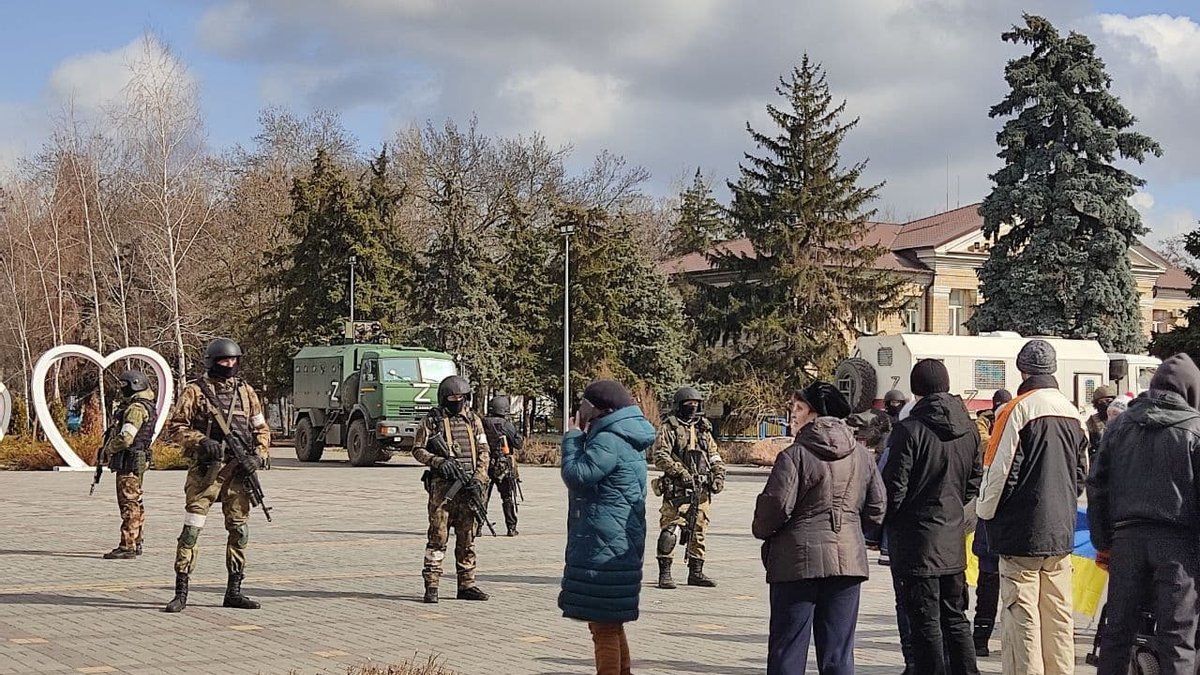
left=173, top=462, right=251, bottom=575
left=658, top=496, right=712, bottom=562
left=423, top=479, right=479, bottom=589
left=114, top=468, right=145, bottom=551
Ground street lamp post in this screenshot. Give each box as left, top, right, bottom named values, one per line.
left=558, top=222, right=576, bottom=431
left=349, top=254, right=358, bottom=326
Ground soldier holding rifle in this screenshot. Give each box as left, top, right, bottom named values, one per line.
left=412, top=375, right=492, bottom=604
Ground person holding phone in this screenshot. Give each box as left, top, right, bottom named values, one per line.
left=558, top=380, right=656, bottom=675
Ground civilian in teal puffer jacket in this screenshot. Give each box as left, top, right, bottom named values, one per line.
left=559, top=380, right=656, bottom=675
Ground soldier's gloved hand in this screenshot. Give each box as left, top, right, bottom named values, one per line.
left=197, top=439, right=222, bottom=463
left=237, top=453, right=259, bottom=476
left=675, top=469, right=693, bottom=484
left=438, top=460, right=458, bottom=480
left=711, top=475, right=725, bottom=494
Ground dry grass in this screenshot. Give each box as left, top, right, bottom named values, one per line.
left=0, top=432, right=188, bottom=471
left=516, top=435, right=561, bottom=466
left=343, top=655, right=460, bottom=675
left=721, top=437, right=791, bottom=467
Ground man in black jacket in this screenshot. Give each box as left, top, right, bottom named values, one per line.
left=1088, top=353, right=1200, bottom=675
left=883, top=359, right=982, bottom=675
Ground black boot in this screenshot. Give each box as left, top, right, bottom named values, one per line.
left=457, top=586, right=489, bottom=601
left=222, top=572, right=261, bottom=609
left=657, top=558, right=676, bottom=589
left=164, top=573, right=189, bottom=613
left=423, top=584, right=439, bottom=604
left=103, top=547, right=136, bottom=560
left=973, top=629, right=991, bottom=657
left=687, top=559, right=716, bottom=587
left=135, top=541, right=143, bottom=556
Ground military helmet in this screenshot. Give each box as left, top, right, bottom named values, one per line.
left=437, top=376, right=473, bottom=407
left=1092, top=385, right=1117, bottom=403
left=487, top=395, right=511, bottom=417
left=883, top=389, right=907, bottom=404
left=117, top=370, right=150, bottom=393
left=672, top=386, right=704, bottom=408
left=204, top=338, right=243, bottom=370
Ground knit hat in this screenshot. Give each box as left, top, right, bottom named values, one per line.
left=581, top=379, right=636, bottom=411
left=992, top=389, right=1013, bottom=410
left=1016, top=339, right=1057, bottom=375
left=796, top=381, right=851, bottom=419
left=1091, top=385, right=1117, bottom=403
left=910, top=359, right=951, bottom=396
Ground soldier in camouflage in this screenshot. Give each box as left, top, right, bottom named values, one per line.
left=412, top=375, right=491, bottom=603
left=652, top=387, right=725, bottom=589
left=163, top=338, right=272, bottom=613
left=482, top=395, right=523, bottom=537
left=101, top=370, right=159, bottom=560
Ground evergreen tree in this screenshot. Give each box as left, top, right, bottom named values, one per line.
left=1150, top=223, right=1200, bottom=360
left=669, top=169, right=730, bottom=257
left=710, top=55, right=902, bottom=389
left=971, top=15, right=1162, bottom=351
left=356, top=147, right=417, bottom=340
left=260, top=148, right=412, bottom=392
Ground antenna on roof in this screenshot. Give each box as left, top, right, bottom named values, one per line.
left=956, top=175, right=961, bottom=208
left=945, top=156, right=950, bottom=212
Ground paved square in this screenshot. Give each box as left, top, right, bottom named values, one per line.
left=0, top=451, right=1098, bottom=674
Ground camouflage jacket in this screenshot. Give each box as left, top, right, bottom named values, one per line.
left=102, top=389, right=156, bottom=457
left=652, top=415, right=725, bottom=483
left=165, top=376, right=271, bottom=461
left=412, top=408, right=490, bottom=485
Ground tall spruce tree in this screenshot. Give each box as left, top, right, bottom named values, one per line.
left=712, top=55, right=902, bottom=387
left=971, top=15, right=1162, bottom=351
left=670, top=169, right=731, bottom=257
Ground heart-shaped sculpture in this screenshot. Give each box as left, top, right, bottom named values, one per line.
left=0, top=381, right=12, bottom=442
left=32, top=345, right=175, bottom=470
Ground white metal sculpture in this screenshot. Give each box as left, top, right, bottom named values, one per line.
left=0, top=381, right=12, bottom=442
left=32, top=345, right=174, bottom=470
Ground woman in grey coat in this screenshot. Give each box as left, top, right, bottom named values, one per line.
left=752, top=382, right=886, bottom=675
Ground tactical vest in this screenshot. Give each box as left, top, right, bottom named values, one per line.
left=481, top=416, right=507, bottom=453
left=127, top=398, right=158, bottom=456
left=193, top=377, right=254, bottom=443
left=428, top=409, right=479, bottom=472
left=666, top=416, right=710, bottom=474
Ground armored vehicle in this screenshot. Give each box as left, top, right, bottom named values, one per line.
left=292, top=343, right=458, bottom=466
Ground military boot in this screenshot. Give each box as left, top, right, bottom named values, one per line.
left=222, top=572, right=261, bottom=610
left=103, top=547, right=137, bottom=560
left=687, top=559, right=716, bottom=587
left=657, top=558, right=676, bottom=589
left=164, top=573, right=189, bottom=613
left=457, top=586, right=489, bottom=601
left=423, top=584, right=439, bottom=604
left=135, top=541, right=143, bottom=556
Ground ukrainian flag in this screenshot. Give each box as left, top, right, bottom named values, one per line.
left=965, top=507, right=1107, bottom=617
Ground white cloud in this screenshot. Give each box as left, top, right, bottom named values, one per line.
left=1130, top=190, right=1155, bottom=211
left=1099, top=13, right=1200, bottom=92
left=1131, top=190, right=1197, bottom=241
left=47, top=40, right=143, bottom=111
left=499, top=67, right=625, bottom=144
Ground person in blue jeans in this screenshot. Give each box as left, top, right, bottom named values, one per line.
left=753, top=382, right=886, bottom=674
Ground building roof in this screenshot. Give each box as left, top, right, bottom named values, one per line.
left=665, top=203, right=1191, bottom=293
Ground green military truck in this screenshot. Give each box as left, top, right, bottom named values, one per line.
left=292, top=344, right=458, bottom=466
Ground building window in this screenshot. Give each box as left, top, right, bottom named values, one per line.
left=974, top=359, right=1006, bottom=389
left=877, top=347, right=893, bottom=367
left=949, top=289, right=977, bottom=336
left=903, top=297, right=922, bottom=333
left=854, top=315, right=878, bottom=335
left=1153, top=309, right=1170, bottom=334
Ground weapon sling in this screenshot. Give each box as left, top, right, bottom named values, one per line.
left=197, top=380, right=272, bottom=521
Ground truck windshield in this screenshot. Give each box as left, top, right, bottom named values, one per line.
left=1139, top=367, right=1156, bottom=391
left=419, top=358, right=457, bottom=384
left=380, top=358, right=420, bottom=382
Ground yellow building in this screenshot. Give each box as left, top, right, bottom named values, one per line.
left=666, top=203, right=1193, bottom=340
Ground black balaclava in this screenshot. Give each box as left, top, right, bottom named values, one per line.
left=209, top=359, right=239, bottom=380
left=444, top=398, right=466, bottom=415
left=679, top=401, right=700, bottom=421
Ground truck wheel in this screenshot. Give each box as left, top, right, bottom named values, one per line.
left=835, top=357, right=878, bottom=414
left=346, top=419, right=378, bottom=467
left=294, top=418, right=325, bottom=462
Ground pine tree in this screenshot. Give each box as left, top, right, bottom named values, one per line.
left=356, top=147, right=417, bottom=341
left=670, top=169, right=730, bottom=257
left=711, top=55, right=902, bottom=388
left=971, top=15, right=1162, bottom=351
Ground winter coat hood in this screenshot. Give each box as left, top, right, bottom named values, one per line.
left=795, top=417, right=856, bottom=461
left=909, top=393, right=974, bottom=441
left=587, top=405, right=657, bottom=451
left=1124, top=390, right=1200, bottom=429
left=1149, top=354, right=1200, bottom=411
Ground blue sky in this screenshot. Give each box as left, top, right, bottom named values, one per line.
left=2, top=0, right=1197, bottom=241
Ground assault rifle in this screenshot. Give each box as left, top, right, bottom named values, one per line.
left=427, top=422, right=496, bottom=536
left=673, top=474, right=709, bottom=553
left=223, top=429, right=273, bottom=522
left=89, top=423, right=121, bottom=496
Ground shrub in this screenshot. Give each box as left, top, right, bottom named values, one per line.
left=0, top=431, right=187, bottom=471
left=721, top=437, right=790, bottom=467
left=516, top=435, right=561, bottom=466
left=345, top=655, right=460, bottom=675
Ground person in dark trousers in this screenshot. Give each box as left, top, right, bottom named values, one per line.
left=972, top=388, right=1011, bottom=657
left=753, top=381, right=886, bottom=675
left=1088, top=353, right=1200, bottom=675
left=882, top=359, right=982, bottom=675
